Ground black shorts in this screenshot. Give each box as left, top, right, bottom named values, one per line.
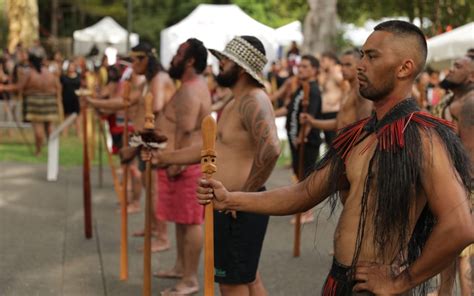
left=214, top=187, right=269, bottom=284
left=320, top=112, right=338, bottom=145
left=322, top=258, right=374, bottom=296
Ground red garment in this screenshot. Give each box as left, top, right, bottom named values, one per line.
left=156, top=164, right=204, bottom=224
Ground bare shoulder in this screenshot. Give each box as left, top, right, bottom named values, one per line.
left=239, top=88, right=276, bottom=133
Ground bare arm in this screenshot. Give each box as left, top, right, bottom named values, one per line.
left=300, top=113, right=337, bottom=131
left=197, top=163, right=333, bottom=215
left=239, top=93, right=281, bottom=191
left=354, top=132, right=474, bottom=293
left=269, top=79, right=290, bottom=102
left=87, top=91, right=139, bottom=111
left=397, top=133, right=474, bottom=290
left=174, top=86, right=201, bottom=150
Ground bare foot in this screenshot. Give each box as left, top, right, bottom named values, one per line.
left=154, top=268, right=183, bottom=279
left=127, top=202, right=141, bottom=214
left=137, top=238, right=170, bottom=253
left=160, top=280, right=199, bottom=295
left=132, top=229, right=158, bottom=237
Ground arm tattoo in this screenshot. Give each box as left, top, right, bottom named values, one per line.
left=240, top=94, right=281, bottom=192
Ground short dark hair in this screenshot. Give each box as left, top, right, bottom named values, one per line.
left=321, top=51, right=340, bottom=64
left=131, top=42, right=163, bottom=81
left=343, top=48, right=361, bottom=59
left=301, top=54, right=320, bottom=69
left=374, top=20, right=427, bottom=75
left=184, top=38, right=207, bottom=74
left=241, top=35, right=266, bottom=56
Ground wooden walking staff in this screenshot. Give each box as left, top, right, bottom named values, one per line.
left=293, top=81, right=310, bottom=257
left=201, top=115, right=217, bottom=296
left=77, top=88, right=93, bottom=239
left=120, top=80, right=132, bottom=280
left=127, top=92, right=167, bottom=296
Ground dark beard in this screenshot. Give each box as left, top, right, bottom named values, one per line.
left=168, top=61, right=185, bottom=79
left=359, top=78, right=395, bottom=102
left=216, top=65, right=239, bottom=87
left=439, top=78, right=462, bottom=90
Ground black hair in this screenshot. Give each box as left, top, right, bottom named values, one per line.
left=342, top=48, right=361, bottom=59
left=131, top=42, right=163, bottom=81
left=241, top=35, right=266, bottom=56
left=28, top=54, right=43, bottom=73
left=107, top=65, right=121, bottom=83
left=374, top=20, right=427, bottom=76
left=184, top=38, right=207, bottom=74
left=301, top=54, right=320, bottom=69
left=321, top=51, right=340, bottom=64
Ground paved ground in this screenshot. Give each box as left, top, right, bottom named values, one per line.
left=0, top=162, right=339, bottom=296
left=1, top=162, right=469, bottom=295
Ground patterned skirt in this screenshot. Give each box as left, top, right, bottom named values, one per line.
left=25, top=94, right=59, bottom=122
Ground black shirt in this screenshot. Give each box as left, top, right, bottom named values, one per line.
left=285, top=80, right=322, bottom=146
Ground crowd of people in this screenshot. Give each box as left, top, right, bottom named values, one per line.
left=0, top=19, right=472, bottom=296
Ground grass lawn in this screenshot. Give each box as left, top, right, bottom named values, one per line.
left=0, top=129, right=292, bottom=168
left=0, top=130, right=110, bottom=167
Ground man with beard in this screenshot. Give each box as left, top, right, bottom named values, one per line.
left=151, top=38, right=211, bottom=295
left=143, top=36, right=280, bottom=295
left=87, top=42, right=174, bottom=252
left=300, top=49, right=373, bottom=132
left=432, top=55, right=473, bottom=295
left=196, top=21, right=474, bottom=295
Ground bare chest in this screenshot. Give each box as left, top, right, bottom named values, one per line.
left=217, top=101, right=251, bottom=147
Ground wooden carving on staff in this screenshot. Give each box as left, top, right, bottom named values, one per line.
left=76, top=88, right=93, bottom=239
left=201, top=115, right=217, bottom=296
left=128, top=92, right=167, bottom=296
left=294, top=81, right=310, bottom=258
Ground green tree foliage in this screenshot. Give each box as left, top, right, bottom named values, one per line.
left=35, top=0, right=472, bottom=56
left=338, top=0, right=472, bottom=37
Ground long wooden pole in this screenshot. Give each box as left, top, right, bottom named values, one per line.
left=120, top=81, right=131, bottom=281
left=142, top=92, right=156, bottom=296
left=82, top=96, right=92, bottom=239
left=293, top=81, right=310, bottom=257
left=201, top=115, right=217, bottom=296
left=96, top=114, right=122, bottom=203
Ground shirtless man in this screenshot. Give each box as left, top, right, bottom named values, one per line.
left=0, top=53, right=61, bottom=155
left=319, top=51, right=344, bottom=145
left=151, top=38, right=211, bottom=295
left=87, top=42, right=175, bottom=251
left=144, top=36, right=280, bottom=295
left=197, top=21, right=474, bottom=295
left=300, top=49, right=373, bottom=131
left=433, top=55, right=473, bottom=295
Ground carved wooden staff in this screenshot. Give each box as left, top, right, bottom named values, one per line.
left=120, top=80, right=131, bottom=280
left=201, top=115, right=217, bottom=296
left=293, top=81, right=310, bottom=257
left=80, top=89, right=93, bottom=239
left=133, top=92, right=168, bottom=296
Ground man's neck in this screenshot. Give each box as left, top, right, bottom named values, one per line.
left=373, top=88, right=412, bottom=120
left=451, top=84, right=474, bottom=100
left=231, top=78, right=254, bottom=101
left=181, top=70, right=199, bottom=83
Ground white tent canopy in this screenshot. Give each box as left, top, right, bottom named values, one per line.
left=427, top=22, right=474, bottom=69
left=275, top=21, right=303, bottom=46
left=73, top=17, right=139, bottom=56
left=160, top=4, right=278, bottom=71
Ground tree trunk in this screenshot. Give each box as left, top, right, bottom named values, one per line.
left=302, top=0, right=339, bottom=55
left=51, top=0, right=58, bottom=37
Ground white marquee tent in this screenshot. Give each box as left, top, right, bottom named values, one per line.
left=160, top=4, right=279, bottom=70
left=73, top=17, right=139, bottom=56
left=427, top=22, right=474, bottom=69
left=275, top=21, right=303, bottom=46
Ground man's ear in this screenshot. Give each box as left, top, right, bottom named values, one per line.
left=398, top=59, right=415, bottom=79
left=186, top=57, right=195, bottom=68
